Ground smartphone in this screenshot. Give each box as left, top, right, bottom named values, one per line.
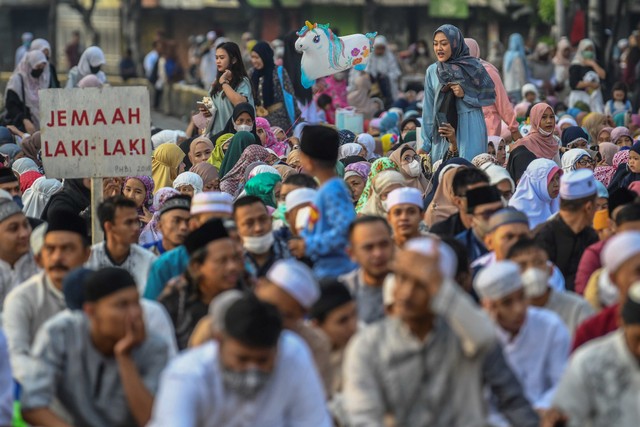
left=436, top=112, right=448, bottom=129
left=196, top=101, right=206, bottom=108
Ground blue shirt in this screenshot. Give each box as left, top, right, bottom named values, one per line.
left=455, top=228, right=488, bottom=264
left=143, top=240, right=167, bottom=256
left=144, top=246, right=189, bottom=300
left=301, top=178, right=356, bottom=279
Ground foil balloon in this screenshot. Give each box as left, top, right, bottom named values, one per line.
left=296, top=21, right=376, bottom=89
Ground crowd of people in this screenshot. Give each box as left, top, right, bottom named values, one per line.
left=0, top=20, right=640, bottom=427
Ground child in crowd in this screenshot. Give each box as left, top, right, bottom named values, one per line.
left=317, top=94, right=334, bottom=125
left=605, top=82, right=633, bottom=117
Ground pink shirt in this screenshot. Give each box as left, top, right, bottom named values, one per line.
left=482, top=61, right=519, bottom=136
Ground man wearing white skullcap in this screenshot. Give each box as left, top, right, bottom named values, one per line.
left=344, top=236, right=498, bottom=425
left=535, top=169, right=599, bottom=291
left=385, top=187, right=424, bottom=248
left=475, top=261, right=570, bottom=417
left=547, top=282, right=640, bottom=427
left=256, top=259, right=332, bottom=395
left=573, top=230, right=640, bottom=351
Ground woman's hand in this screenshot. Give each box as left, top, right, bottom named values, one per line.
left=450, top=84, right=465, bottom=98
left=198, top=105, right=212, bottom=118
left=219, top=70, right=232, bottom=86
left=438, top=122, right=456, bottom=145
left=6, top=125, right=24, bottom=137
left=23, top=119, right=35, bottom=134
left=139, top=206, right=153, bottom=224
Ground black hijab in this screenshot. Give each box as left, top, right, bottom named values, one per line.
left=251, top=41, right=276, bottom=107
left=507, top=145, right=537, bottom=185
left=211, top=102, right=259, bottom=144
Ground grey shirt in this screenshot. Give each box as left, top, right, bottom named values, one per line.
left=343, top=279, right=497, bottom=427
left=545, top=289, right=595, bottom=338
left=21, top=311, right=169, bottom=427
left=0, top=252, right=40, bottom=312
left=86, top=242, right=157, bottom=295
left=340, top=268, right=385, bottom=325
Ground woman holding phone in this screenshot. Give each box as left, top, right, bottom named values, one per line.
left=199, top=42, right=254, bottom=136
left=420, top=25, right=496, bottom=163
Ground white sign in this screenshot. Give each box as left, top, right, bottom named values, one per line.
left=40, top=87, right=152, bottom=179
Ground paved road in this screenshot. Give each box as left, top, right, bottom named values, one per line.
left=150, top=110, right=189, bottom=131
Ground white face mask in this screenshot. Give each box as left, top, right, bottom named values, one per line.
left=242, top=232, right=274, bottom=254
left=403, top=159, right=422, bottom=178
left=521, top=267, right=549, bottom=298
left=235, top=124, right=252, bottom=133
left=538, top=127, right=553, bottom=137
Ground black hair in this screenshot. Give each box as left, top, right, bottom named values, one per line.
left=97, top=195, right=138, bottom=232
left=233, top=195, right=266, bottom=216
left=615, top=202, right=640, bottom=226
left=452, top=168, right=490, bottom=197
left=560, top=194, right=596, bottom=212
left=316, top=94, right=332, bottom=109
left=210, top=42, right=249, bottom=99
left=348, top=215, right=391, bottom=241
left=506, top=237, right=549, bottom=260
left=611, top=82, right=628, bottom=101
left=283, top=173, right=318, bottom=189
left=225, top=295, right=283, bottom=348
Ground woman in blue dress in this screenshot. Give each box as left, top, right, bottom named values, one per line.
left=421, top=25, right=496, bottom=163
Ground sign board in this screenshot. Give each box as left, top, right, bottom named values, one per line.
left=40, top=87, right=152, bottom=179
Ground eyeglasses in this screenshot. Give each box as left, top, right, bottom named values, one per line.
left=577, top=157, right=595, bottom=167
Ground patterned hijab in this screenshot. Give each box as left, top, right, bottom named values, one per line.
left=434, top=24, right=495, bottom=106
left=256, top=117, right=288, bottom=157
left=219, top=145, right=272, bottom=196
left=355, top=157, right=399, bottom=213
left=124, top=176, right=155, bottom=213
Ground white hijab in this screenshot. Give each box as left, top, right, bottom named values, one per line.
left=12, top=158, right=39, bottom=176
left=508, top=158, right=561, bottom=229
left=561, top=149, right=590, bottom=173
left=76, top=46, right=107, bottom=83
left=173, top=172, right=203, bottom=194
left=22, top=177, right=62, bottom=218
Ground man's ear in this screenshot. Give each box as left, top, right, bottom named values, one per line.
left=483, top=232, right=493, bottom=251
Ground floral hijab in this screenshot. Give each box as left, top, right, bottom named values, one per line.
left=355, top=157, right=399, bottom=213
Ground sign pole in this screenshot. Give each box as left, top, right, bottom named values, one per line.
left=91, top=178, right=104, bottom=245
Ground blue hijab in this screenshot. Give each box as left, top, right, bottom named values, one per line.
left=504, top=33, right=528, bottom=73
left=434, top=25, right=495, bottom=107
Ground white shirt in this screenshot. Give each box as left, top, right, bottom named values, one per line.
left=0, top=252, right=40, bottom=311
left=496, top=307, right=570, bottom=409
left=148, top=332, right=332, bottom=427
left=86, top=242, right=156, bottom=295
left=141, top=299, right=178, bottom=358
left=0, top=329, right=12, bottom=425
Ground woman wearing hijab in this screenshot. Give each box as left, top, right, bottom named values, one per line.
left=139, top=188, right=180, bottom=246
left=250, top=41, right=299, bottom=131
left=611, top=126, right=634, bottom=147
left=561, top=149, right=594, bottom=173
left=509, top=159, right=562, bottom=228
left=582, top=112, right=612, bottom=144
left=286, top=149, right=302, bottom=169
left=244, top=172, right=282, bottom=208
left=594, top=143, right=620, bottom=187
left=0, top=144, right=22, bottom=167
left=512, top=103, right=560, bottom=164
left=481, top=162, right=515, bottom=201
left=122, top=176, right=155, bottom=225
left=211, top=102, right=259, bottom=144
left=18, top=131, right=41, bottom=168
left=344, top=162, right=371, bottom=205
left=207, top=133, right=234, bottom=171
left=151, top=143, right=186, bottom=192
left=4, top=51, right=48, bottom=132
left=219, top=145, right=272, bottom=196
left=346, top=70, right=380, bottom=120
left=424, top=164, right=463, bottom=227
left=191, top=162, right=219, bottom=191
left=560, top=126, right=590, bottom=151
left=19, top=171, right=43, bottom=194
left=359, top=170, right=406, bottom=217
left=12, top=158, right=38, bottom=177
left=389, top=143, right=429, bottom=195
left=355, top=157, right=399, bottom=213
left=255, top=117, right=288, bottom=157
left=173, top=172, right=204, bottom=197
left=30, top=38, right=59, bottom=89
left=597, top=127, right=613, bottom=144
left=338, top=143, right=365, bottom=161
left=422, top=25, right=495, bottom=163
left=218, top=131, right=260, bottom=178
left=367, top=36, right=402, bottom=104
left=188, top=136, right=214, bottom=167
left=553, top=37, right=572, bottom=97
left=465, top=38, right=520, bottom=139
left=66, top=46, right=107, bottom=88
left=568, top=39, right=606, bottom=111
left=198, top=42, right=253, bottom=136
left=355, top=133, right=377, bottom=161
left=151, top=129, right=187, bottom=150
left=22, top=176, right=62, bottom=218
left=502, top=34, right=529, bottom=102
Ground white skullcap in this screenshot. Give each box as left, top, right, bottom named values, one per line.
left=266, top=259, right=320, bottom=309
left=383, top=274, right=396, bottom=306
left=560, top=169, right=597, bottom=200
left=601, top=231, right=640, bottom=274
left=285, top=188, right=317, bottom=213
left=30, top=222, right=47, bottom=256
left=473, top=260, right=523, bottom=301
left=404, top=237, right=457, bottom=280
left=386, top=187, right=423, bottom=211
left=191, top=191, right=233, bottom=216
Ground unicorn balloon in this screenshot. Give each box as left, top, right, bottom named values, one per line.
left=296, top=21, right=377, bottom=89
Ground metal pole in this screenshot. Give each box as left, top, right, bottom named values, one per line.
left=91, top=177, right=104, bottom=245
left=555, top=0, right=566, bottom=40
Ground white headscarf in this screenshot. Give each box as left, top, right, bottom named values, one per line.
left=22, top=177, right=62, bottom=218
left=12, top=158, right=39, bottom=176
left=338, top=143, right=363, bottom=160
left=151, top=130, right=187, bottom=150
left=481, top=163, right=515, bottom=193
left=173, top=172, right=203, bottom=194
left=356, top=133, right=377, bottom=160
left=5, top=50, right=48, bottom=128
left=247, top=165, right=280, bottom=181
left=508, top=158, right=561, bottom=229
left=561, top=149, right=590, bottom=173
left=76, top=46, right=107, bottom=82
left=572, top=39, right=596, bottom=65
left=29, top=38, right=52, bottom=88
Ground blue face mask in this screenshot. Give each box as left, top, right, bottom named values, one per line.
left=12, top=195, right=23, bottom=209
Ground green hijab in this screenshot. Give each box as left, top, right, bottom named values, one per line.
left=614, top=112, right=626, bottom=128
left=208, top=133, right=234, bottom=171
left=218, top=131, right=259, bottom=178
left=245, top=172, right=282, bottom=208
left=355, top=157, right=399, bottom=213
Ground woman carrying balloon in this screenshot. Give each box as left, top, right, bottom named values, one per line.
left=420, top=25, right=496, bottom=163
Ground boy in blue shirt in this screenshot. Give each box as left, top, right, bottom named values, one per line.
left=289, top=125, right=356, bottom=278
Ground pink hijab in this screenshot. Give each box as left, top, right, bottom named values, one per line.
left=255, top=117, right=287, bottom=157
left=514, top=103, right=559, bottom=160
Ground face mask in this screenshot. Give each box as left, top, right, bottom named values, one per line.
left=89, top=65, right=102, bottom=74
left=30, top=68, right=44, bottom=78
left=538, top=127, right=553, bottom=137
left=221, top=366, right=271, bottom=399
left=381, top=200, right=389, bottom=212
left=582, top=51, right=594, bottom=60
left=235, top=124, right=252, bottom=133
left=275, top=201, right=287, bottom=222
left=403, top=159, right=422, bottom=177
left=521, top=267, right=549, bottom=298
left=242, top=231, right=274, bottom=254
